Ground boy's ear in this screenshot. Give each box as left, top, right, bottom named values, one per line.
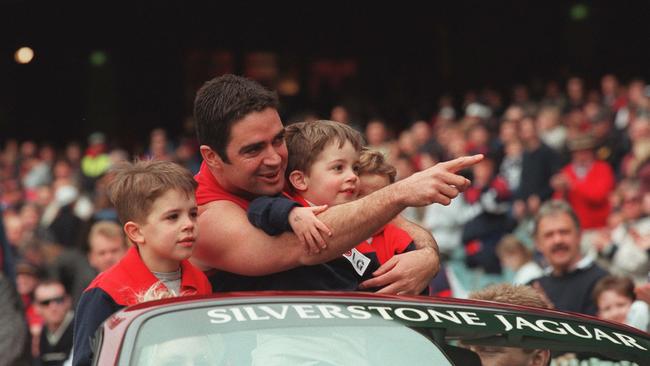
left=124, top=221, right=145, bottom=245
left=288, top=170, right=309, bottom=192
left=200, top=145, right=224, bottom=171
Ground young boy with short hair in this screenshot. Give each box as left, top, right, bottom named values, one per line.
left=247, top=121, right=417, bottom=291
left=73, top=161, right=212, bottom=366
left=356, top=147, right=418, bottom=265
left=593, top=275, right=649, bottom=331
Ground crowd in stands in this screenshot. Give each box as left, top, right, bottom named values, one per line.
left=1, top=73, right=650, bottom=364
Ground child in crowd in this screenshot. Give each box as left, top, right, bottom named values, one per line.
left=247, top=120, right=417, bottom=291
left=496, top=234, right=543, bottom=285
left=356, top=147, right=419, bottom=265
left=593, top=275, right=649, bottom=331
left=73, top=161, right=212, bottom=366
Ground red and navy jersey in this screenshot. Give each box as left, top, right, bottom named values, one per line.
left=362, top=224, right=417, bottom=265
left=73, top=247, right=211, bottom=366
left=212, top=193, right=385, bottom=292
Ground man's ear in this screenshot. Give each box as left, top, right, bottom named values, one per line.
left=288, top=170, right=309, bottom=192
left=124, top=221, right=144, bottom=246
left=200, top=145, right=224, bottom=171
left=530, top=349, right=551, bottom=366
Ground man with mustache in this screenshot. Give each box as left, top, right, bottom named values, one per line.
left=531, top=200, right=609, bottom=315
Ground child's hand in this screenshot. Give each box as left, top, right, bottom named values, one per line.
left=288, top=205, right=331, bottom=254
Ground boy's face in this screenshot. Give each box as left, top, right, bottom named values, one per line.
left=358, top=173, right=390, bottom=198
left=135, top=189, right=198, bottom=272
left=297, top=140, right=360, bottom=206
left=597, top=289, right=633, bottom=324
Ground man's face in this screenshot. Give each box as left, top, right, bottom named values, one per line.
left=535, top=212, right=582, bottom=274
left=88, top=234, right=127, bottom=272
left=34, top=283, right=71, bottom=327
left=470, top=345, right=550, bottom=366
left=220, top=108, right=288, bottom=198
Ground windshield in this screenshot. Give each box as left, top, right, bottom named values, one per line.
left=122, top=301, right=646, bottom=366
left=129, top=308, right=451, bottom=366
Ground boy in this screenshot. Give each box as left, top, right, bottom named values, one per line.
left=72, top=161, right=212, bottom=366
left=246, top=121, right=417, bottom=292
left=356, top=147, right=418, bottom=265
left=593, top=275, right=649, bottom=331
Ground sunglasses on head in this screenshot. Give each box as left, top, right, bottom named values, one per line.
left=36, top=296, right=65, bottom=306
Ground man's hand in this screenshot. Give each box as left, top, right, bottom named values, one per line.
left=288, top=205, right=331, bottom=254
left=550, top=173, right=570, bottom=191
left=358, top=248, right=439, bottom=295
left=396, top=155, right=483, bottom=207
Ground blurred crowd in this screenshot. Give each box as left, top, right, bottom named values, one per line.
left=2, top=73, right=650, bottom=364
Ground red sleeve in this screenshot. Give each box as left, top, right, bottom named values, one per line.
left=384, top=224, right=416, bottom=254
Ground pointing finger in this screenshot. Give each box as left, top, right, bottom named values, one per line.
left=436, top=154, right=484, bottom=173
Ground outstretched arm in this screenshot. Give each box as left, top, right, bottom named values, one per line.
left=194, top=155, right=482, bottom=276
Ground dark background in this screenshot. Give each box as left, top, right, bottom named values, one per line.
left=1, top=1, right=648, bottom=150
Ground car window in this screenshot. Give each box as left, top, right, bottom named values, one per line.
left=128, top=304, right=452, bottom=365
left=121, top=301, right=647, bottom=366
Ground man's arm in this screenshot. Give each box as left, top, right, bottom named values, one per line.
left=194, top=155, right=482, bottom=276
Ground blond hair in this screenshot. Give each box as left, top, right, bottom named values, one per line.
left=358, top=147, right=397, bottom=183
left=285, top=120, right=364, bottom=175
left=88, top=220, right=126, bottom=249
left=469, top=283, right=551, bottom=309
left=109, top=160, right=197, bottom=224
left=496, top=234, right=532, bottom=262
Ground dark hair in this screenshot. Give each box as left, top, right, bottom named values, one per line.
left=193, top=74, right=279, bottom=162
left=593, top=275, right=636, bottom=304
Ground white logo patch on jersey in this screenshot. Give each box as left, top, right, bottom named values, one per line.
left=342, top=248, right=371, bottom=276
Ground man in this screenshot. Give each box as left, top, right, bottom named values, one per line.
left=86, top=220, right=127, bottom=273
left=550, top=133, right=615, bottom=231
left=469, top=283, right=551, bottom=366
left=49, top=221, right=127, bottom=305
left=192, top=74, right=482, bottom=294
left=34, top=279, right=74, bottom=366
left=531, top=200, right=609, bottom=315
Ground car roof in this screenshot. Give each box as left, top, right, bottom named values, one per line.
left=98, top=291, right=650, bottom=365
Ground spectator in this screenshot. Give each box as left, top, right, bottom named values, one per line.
left=514, top=116, right=561, bottom=222
left=531, top=200, right=609, bottom=315
left=34, top=279, right=74, bottom=366
left=15, top=260, right=44, bottom=357
left=496, top=234, right=543, bottom=285
left=468, top=283, right=551, bottom=366
left=551, top=133, right=616, bottom=233
left=593, top=275, right=649, bottom=331
left=595, top=179, right=650, bottom=283
left=0, top=272, right=32, bottom=366
left=49, top=221, right=126, bottom=305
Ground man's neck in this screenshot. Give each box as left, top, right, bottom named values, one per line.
left=550, top=257, right=588, bottom=276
